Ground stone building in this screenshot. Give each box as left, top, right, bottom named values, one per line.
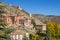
left=10, top=30, right=29, bottom=40
left=36, top=24, right=46, bottom=34
left=24, top=18, right=33, bottom=28
left=0, top=14, right=33, bottom=28
left=34, top=18, right=46, bottom=34
left=4, top=14, right=25, bottom=26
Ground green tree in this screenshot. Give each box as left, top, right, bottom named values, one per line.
left=0, top=28, right=13, bottom=40
left=45, top=26, right=51, bottom=40
left=54, top=23, right=60, bottom=40
left=29, top=34, right=41, bottom=40
left=47, top=22, right=55, bottom=37
left=23, top=36, right=28, bottom=40
left=46, top=22, right=60, bottom=40
left=0, top=30, right=5, bottom=37
left=31, top=19, right=36, bottom=29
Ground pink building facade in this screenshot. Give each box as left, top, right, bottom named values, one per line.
left=4, top=14, right=25, bottom=26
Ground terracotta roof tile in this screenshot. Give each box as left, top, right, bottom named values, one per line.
left=10, top=30, right=26, bottom=35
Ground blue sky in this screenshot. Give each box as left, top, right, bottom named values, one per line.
left=1, top=0, right=60, bottom=16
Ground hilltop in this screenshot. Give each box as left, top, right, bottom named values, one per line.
left=0, top=2, right=42, bottom=24
left=0, top=2, right=60, bottom=25
left=33, top=14, right=60, bottom=23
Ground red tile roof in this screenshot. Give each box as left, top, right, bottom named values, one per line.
left=10, top=30, right=26, bottom=35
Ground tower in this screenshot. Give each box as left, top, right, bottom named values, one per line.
left=19, top=6, right=23, bottom=10
left=29, top=13, right=32, bottom=19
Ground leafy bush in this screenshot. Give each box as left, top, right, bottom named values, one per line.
left=29, top=34, right=41, bottom=40
left=0, top=28, right=14, bottom=40
left=46, top=22, right=60, bottom=40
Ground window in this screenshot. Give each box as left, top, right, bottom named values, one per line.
left=16, top=35, right=19, bottom=39
left=12, top=35, right=15, bottom=40
left=19, top=35, right=23, bottom=40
